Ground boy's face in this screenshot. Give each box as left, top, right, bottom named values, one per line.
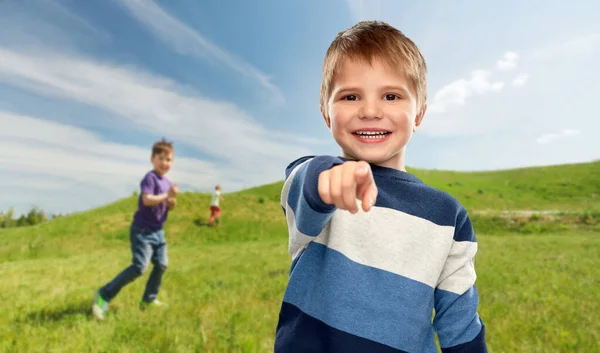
left=324, top=57, right=426, bottom=170
left=151, top=151, right=174, bottom=176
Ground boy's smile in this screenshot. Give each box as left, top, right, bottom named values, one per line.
left=324, top=57, right=426, bottom=171
left=352, top=128, right=391, bottom=143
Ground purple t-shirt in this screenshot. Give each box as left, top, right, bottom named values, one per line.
left=132, top=170, right=172, bottom=230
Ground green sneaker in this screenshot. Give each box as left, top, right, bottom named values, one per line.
left=139, top=299, right=166, bottom=310
left=92, top=290, right=108, bottom=320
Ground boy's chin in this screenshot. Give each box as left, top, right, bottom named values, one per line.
left=345, top=150, right=398, bottom=165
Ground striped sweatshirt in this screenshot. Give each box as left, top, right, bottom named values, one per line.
left=274, top=156, right=488, bottom=353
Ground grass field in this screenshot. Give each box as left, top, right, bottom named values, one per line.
left=0, top=161, right=599, bottom=352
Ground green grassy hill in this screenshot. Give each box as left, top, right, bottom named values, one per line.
left=0, top=161, right=599, bottom=352
left=409, top=160, right=600, bottom=211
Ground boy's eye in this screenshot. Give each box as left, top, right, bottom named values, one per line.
left=385, top=94, right=399, bottom=101
left=343, top=95, right=358, bottom=101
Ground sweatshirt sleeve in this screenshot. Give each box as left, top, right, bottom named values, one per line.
left=280, top=155, right=345, bottom=259
left=433, top=207, right=488, bottom=353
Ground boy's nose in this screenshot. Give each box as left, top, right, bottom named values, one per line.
left=359, top=99, right=382, bottom=119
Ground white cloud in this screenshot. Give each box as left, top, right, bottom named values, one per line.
left=421, top=51, right=531, bottom=136
left=117, top=0, right=284, bottom=105
left=512, top=73, right=529, bottom=86
left=0, top=111, right=236, bottom=215
left=0, top=111, right=213, bottom=177
left=536, top=129, right=581, bottom=144
left=0, top=47, right=316, bottom=216
left=0, top=48, right=309, bottom=169
left=496, top=51, right=519, bottom=70
left=427, top=70, right=504, bottom=114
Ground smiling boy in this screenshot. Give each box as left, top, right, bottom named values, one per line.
left=275, top=21, right=488, bottom=352
left=93, top=138, right=178, bottom=320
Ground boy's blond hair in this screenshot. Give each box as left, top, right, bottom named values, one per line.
left=320, top=20, right=427, bottom=116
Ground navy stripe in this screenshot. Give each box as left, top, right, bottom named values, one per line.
left=372, top=177, right=462, bottom=228
left=434, top=286, right=483, bottom=347
left=275, top=302, right=410, bottom=353
left=453, top=208, right=476, bottom=242
left=441, top=325, right=488, bottom=353
left=285, top=156, right=344, bottom=236
left=302, top=155, right=345, bottom=212
left=282, top=242, right=435, bottom=352
left=285, top=155, right=314, bottom=179
left=287, top=163, right=335, bottom=236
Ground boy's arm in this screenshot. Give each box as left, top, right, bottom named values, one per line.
left=281, top=156, right=344, bottom=258
left=140, top=175, right=169, bottom=207
left=433, top=207, right=488, bottom=353
left=143, top=193, right=169, bottom=207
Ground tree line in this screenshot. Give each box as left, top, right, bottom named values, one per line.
left=0, top=207, right=65, bottom=228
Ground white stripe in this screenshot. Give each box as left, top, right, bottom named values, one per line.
left=286, top=206, right=315, bottom=259
left=312, top=203, right=459, bottom=289
left=436, top=241, right=478, bottom=295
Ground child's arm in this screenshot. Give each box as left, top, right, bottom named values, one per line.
left=139, top=174, right=165, bottom=207
left=167, top=197, right=176, bottom=210
left=281, top=156, right=377, bottom=258
left=143, top=193, right=169, bottom=207
left=433, top=207, right=488, bottom=352
left=141, top=183, right=178, bottom=207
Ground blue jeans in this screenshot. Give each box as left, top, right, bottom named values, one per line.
left=99, top=224, right=168, bottom=303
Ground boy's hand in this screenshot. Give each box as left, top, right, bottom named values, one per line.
left=167, top=197, right=177, bottom=209
left=168, top=184, right=179, bottom=198
left=318, top=161, right=378, bottom=214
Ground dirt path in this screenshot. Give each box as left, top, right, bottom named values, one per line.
left=471, top=210, right=567, bottom=217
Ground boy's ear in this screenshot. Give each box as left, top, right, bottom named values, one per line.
left=322, top=112, right=332, bottom=131
left=413, top=102, right=427, bottom=132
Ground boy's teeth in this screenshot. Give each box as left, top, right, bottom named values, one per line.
left=356, top=131, right=388, bottom=138
left=357, top=131, right=386, bottom=135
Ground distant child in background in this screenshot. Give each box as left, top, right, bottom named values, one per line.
left=208, top=184, right=224, bottom=226
left=92, top=138, right=178, bottom=320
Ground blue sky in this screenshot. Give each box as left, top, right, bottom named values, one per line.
left=1, top=0, right=599, bottom=217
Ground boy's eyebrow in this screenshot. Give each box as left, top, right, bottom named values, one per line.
left=333, top=85, right=411, bottom=96
left=333, top=86, right=361, bottom=95
left=381, top=85, right=411, bottom=95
